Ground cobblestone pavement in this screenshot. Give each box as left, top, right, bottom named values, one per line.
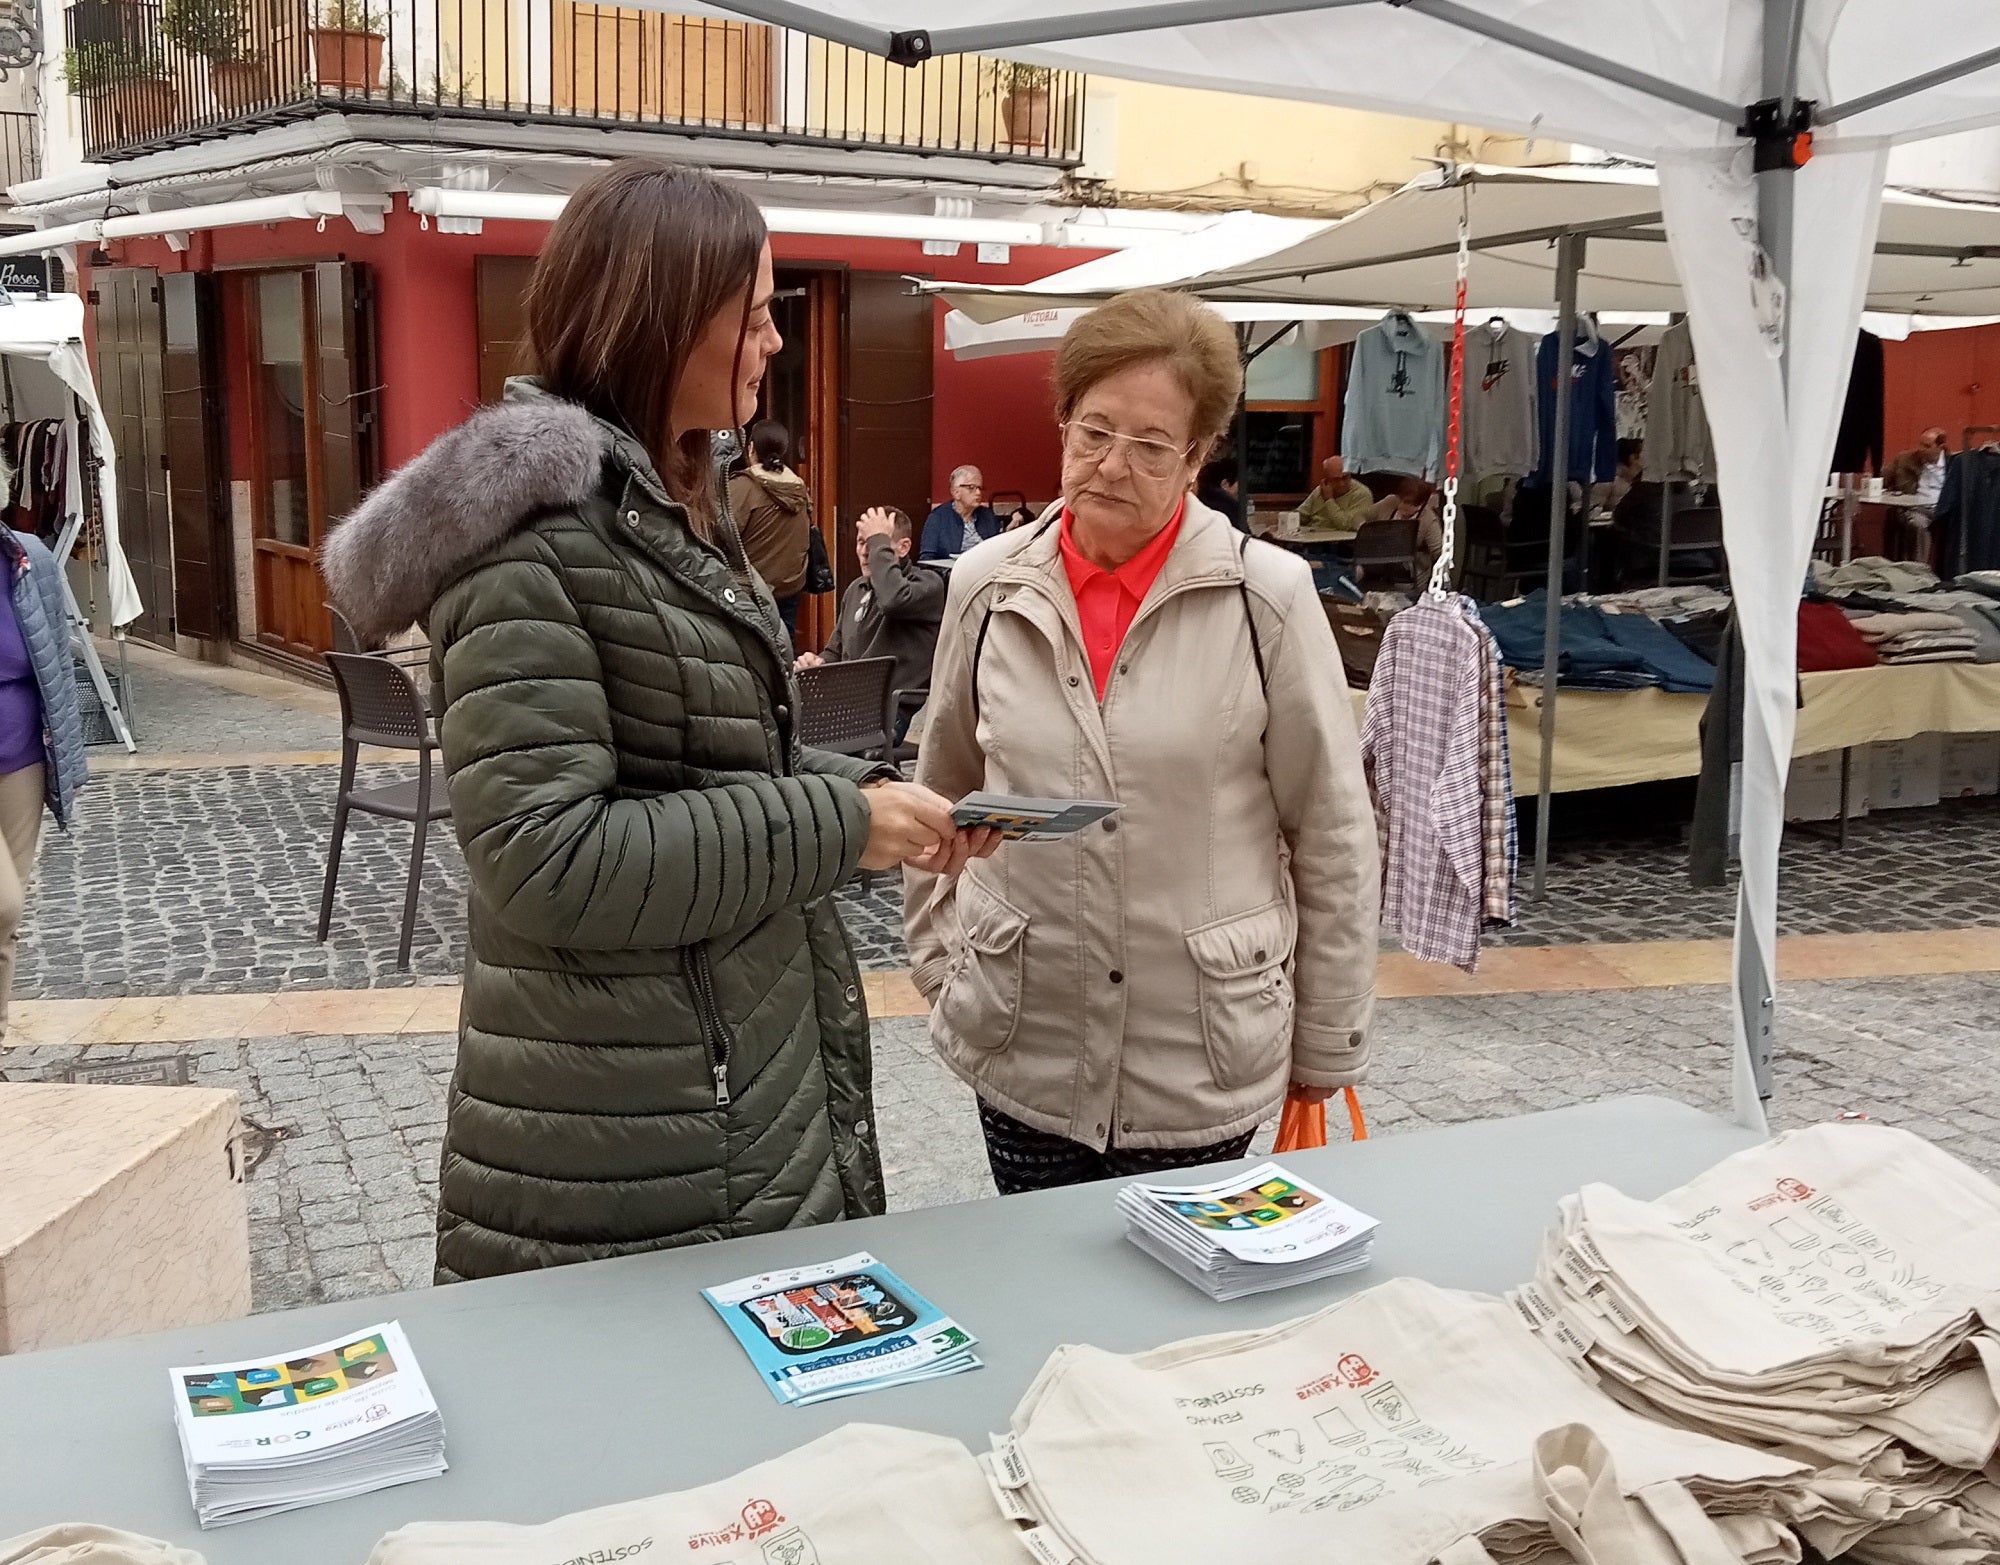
left=4, top=975, right=1994, bottom=1311
left=26, top=763, right=2000, bottom=999
left=93, top=639, right=343, bottom=758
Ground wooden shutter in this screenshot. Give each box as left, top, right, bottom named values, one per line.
left=313, top=261, right=379, bottom=539
left=90, top=267, right=175, bottom=647
left=160, top=272, right=231, bottom=642
left=475, top=254, right=536, bottom=405
left=841, top=270, right=933, bottom=591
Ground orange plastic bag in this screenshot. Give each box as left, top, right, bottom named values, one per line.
left=1273, top=1087, right=1370, bottom=1152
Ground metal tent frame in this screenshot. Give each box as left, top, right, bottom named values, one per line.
left=703, top=0, right=2000, bottom=1126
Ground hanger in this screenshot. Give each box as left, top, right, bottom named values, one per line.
left=1485, top=315, right=1508, bottom=339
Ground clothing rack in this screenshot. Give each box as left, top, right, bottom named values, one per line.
left=48, top=396, right=133, bottom=750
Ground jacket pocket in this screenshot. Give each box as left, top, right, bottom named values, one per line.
left=1185, top=902, right=1297, bottom=1091
left=933, top=874, right=1031, bottom=1055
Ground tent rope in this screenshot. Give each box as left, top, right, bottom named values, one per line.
left=1429, top=180, right=1471, bottom=601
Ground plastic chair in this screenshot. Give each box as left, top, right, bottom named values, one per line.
left=317, top=651, right=452, bottom=971
left=798, top=656, right=897, bottom=761
left=328, top=603, right=438, bottom=715
left=1351, top=516, right=1421, bottom=592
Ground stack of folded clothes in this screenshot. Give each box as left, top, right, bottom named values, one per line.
left=1846, top=609, right=1979, bottom=665
left=1797, top=601, right=1879, bottom=672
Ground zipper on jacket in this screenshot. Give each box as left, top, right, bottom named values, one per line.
left=687, top=943, right=737, bottom=1107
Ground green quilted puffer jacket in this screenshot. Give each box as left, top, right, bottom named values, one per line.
left=322, top=380, right=887, bottom=1282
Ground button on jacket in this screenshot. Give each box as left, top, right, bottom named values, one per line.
left=906, top=497, right=1379, bottom=1152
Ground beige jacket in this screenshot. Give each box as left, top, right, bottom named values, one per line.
left=906, top=497, right=1379, bottom=1151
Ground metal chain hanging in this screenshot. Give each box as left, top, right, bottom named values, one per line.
left=1429, top=180, right=1472, bottom=601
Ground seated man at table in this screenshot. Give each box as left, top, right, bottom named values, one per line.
left=796, top=506, right=945, bottom=743
left=919, top=465, right=1006, bottom=561
left=1885, top=427, right=1949, bottom=506
left=1297, top=455, right=1375, bottom=538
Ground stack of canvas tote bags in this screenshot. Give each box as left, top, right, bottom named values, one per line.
left=365, top=1425, right=1027, bottom=1565
left=982, top=1276, right=1827, bottom=1564
left=1523, top=1122, right=2000, bottom=1564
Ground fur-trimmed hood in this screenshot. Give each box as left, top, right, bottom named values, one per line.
left=320, top=385, right=609, bottom=645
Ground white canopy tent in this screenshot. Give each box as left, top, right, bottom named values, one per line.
left=0, top=292, right=136, bottom=750
left=702, top=0, right=2000, bottom=1135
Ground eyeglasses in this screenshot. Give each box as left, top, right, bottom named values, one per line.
left=1061, top=420, right=1195, bottom=480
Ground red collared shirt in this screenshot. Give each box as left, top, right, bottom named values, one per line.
left=1058, top=500, right=1184, bottom=699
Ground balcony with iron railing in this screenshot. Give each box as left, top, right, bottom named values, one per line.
left=0, top=109, right=40, bottom=196
left=61, top=0, right=1086, bottom=165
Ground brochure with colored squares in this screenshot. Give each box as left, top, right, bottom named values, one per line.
left=1117, top=1163, right=1380, bottom=1301
left=169, top=1320, right=445, bottom=1527
left=702, top=1252, right=981, bottom=1406
left=950, top=792, right=1121, bottom=841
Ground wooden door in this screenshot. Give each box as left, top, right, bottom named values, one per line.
left=243, top=264, right=376, bottom=660
left=549, top=10, right=772, bottom=125
left=159, top=272, right=232, bottom=643
left=475, top=254, right=535, bottom=405
left=841, top=269, right=932, bottom=594
left=91, top=267, right=175, bottom=647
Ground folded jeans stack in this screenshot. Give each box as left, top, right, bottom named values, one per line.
left=1523, top=1123, right=2000, bottom=1564
left=1846, top=610, right=1979, bottom=665
left=987, top=1276, right=1816, bottom=1565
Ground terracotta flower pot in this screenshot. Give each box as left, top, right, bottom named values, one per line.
left=1002, top=85, right=1051, bottom=147
left=110, top=77, right=179, bottom=142
left=312, top=27, right=384, bottom=92
left=208, top=58, right=269, bottom=113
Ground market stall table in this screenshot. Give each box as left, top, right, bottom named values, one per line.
left=0, top=1096, right=1757, bottom=1563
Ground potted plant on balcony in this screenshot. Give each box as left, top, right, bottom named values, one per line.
left=993, top=59, right=1053, bottom=147
left=161, top=0, right=267, bottom=113
left=64, top=37, right=177, bottom=144
left=313, top=0, right=385, bottom=94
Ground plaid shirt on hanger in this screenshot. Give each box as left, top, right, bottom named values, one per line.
left=1361, top=594, right=1496, bottom=970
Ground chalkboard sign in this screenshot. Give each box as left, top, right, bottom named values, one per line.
left=0, top=256, right=57, bottom=296
left=1243, top=411, right=1314, bottom=496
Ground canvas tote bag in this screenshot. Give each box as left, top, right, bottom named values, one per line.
left=990, top=1277, right=1811, bottom=1565
left=366, top=1424, right=1026, bottom=1565
left=0, top=1529, right=206, bottom=1565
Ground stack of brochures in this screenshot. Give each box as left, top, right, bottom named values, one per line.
left=703, top=1252, right=981, bottom=1405
left=1117, top=1162, right=1380, bottom=1301
left=169, top=1321, right=445, bottom=1527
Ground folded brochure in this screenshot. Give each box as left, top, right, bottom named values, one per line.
left=702, top=1252, right=980, bottom=1405
left=1118, top=1163, right=1379, bottom=1300
left=952, top=791, right=1120, bottom=841
left=170, top=1320, right=445, bottom=1526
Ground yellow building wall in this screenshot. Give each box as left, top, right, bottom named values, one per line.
left=1081, top=77, right=1558, bottom=217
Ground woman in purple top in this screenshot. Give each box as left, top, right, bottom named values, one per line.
left=0, top=525, right=89, bottom=1035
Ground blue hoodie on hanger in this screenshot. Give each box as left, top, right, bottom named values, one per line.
left=1533, top=318, right=1618, bottom=486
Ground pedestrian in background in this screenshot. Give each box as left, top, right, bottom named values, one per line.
left=920, top=465, right=1006, bottom=561
left=0, top=526, right=86, bottom=1036
left=908, top=287, right=1379, bottom=1196
left=324, top=158, right=987, bottom=1283
left=727, top=418, right=814, bottom=645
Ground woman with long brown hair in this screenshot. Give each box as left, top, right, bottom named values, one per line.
left=323, top=159, right=976, bottom=1282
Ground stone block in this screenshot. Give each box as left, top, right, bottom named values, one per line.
left=0, top=1082, right=250, bottom=1354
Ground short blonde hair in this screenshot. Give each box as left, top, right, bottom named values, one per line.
left=1055, top=289, right=1243, bottom=459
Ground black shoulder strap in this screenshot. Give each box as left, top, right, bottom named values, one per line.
left=1238, top=532, right=1269, bottom=699
left=970, top=514, right=1061, bottom=723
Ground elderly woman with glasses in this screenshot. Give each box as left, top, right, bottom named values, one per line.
left=906, top=287, right=1381, bottom=1194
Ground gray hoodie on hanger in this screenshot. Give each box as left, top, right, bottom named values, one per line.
left=1463, top=322, right=1541, bottom=481
left=1649, top=320, right=1715, bottom=480
left=1343, top=312, right=1445, bottom=480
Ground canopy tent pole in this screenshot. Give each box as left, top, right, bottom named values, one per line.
left=1532, top=231, right=1583, bottom=899
left=1730, top=0, right=1806, bottom=1102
